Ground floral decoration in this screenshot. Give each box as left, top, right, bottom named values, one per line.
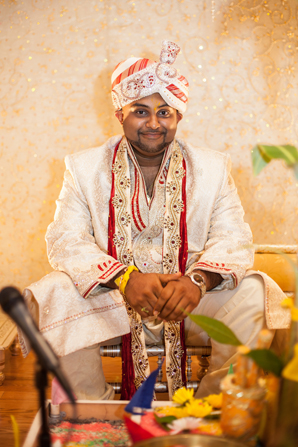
left=153, top=387, right=223, bottom=435
left=172, top=387, right=194, bottom=405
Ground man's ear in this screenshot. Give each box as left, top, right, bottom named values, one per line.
left=177, top=111, right=183, bottom=123
left=115, top=110, right=124, bottom=125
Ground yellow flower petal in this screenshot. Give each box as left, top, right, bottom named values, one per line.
left=185, top=399, right=213, bottom=418
left=282, top=343, right=298, bottom=382
left=156, top=406, right=189, bottom=418
left=280, top=298, right=294, bottom=309
left=204, top=393, right=223, bottom=409
left=197, top=421, right=222, bottom=436
left=10, top=415, right=19, bottom=447
left=172, top=387, right=194, bottom=405
left=291, top=307, right=298, bottom=322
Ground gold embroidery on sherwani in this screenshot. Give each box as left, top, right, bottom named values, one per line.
left=125, top=302, right=149, bottom=388
left=163, top=141, right=185, bottom=397
left=112, top=137, right=186, bottom=397
left=113, top=138, right=151, bottom=388
left=112, top=140, right=133, bottom=265
left=164, top=321, right=184, bottom=394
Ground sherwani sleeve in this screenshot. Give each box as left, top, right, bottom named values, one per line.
left=46, top=167, right=125, bottom=299
left=186, top=156, right=253, bottom=290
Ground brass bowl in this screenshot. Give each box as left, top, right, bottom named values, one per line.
left=134, top=434, right=246, bottom=447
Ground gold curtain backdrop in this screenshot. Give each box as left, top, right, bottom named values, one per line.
left=1, top=0, right=298, bottom=290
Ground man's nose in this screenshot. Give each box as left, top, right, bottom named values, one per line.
left=146, top=114, right=160, bottom=129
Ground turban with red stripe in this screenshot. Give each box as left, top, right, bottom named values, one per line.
left=111, top=41, right=189, bottom=114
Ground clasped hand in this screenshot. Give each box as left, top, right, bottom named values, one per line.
left=124, top=271, right=201, bottom=322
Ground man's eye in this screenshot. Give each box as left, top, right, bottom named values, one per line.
left=136, top=110, right=147, bottom=115
left=158, top=110, right=170, bottom=116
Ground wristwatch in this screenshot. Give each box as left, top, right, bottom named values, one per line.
left=188, top=272, right=207, bottom=298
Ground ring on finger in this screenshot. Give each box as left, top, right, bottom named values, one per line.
left=141, top=306, right=150, bottom=314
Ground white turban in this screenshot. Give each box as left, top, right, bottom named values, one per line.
left=111, top=40, right=189, bottom=114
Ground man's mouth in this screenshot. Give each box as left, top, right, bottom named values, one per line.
left=140, top=131, right=165, bottom=139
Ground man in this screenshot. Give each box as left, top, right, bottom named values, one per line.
left=21, top=41, right=289, bottom=401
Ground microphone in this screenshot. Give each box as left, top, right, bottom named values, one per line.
left=0, top=286, right=75, bottom=405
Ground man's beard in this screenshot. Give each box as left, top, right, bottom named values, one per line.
left=128, top=131, right=168, bottom=154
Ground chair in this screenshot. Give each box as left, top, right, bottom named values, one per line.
left=99, top=344, right=212, bottom=393
left=0, top=308, right=20, bottom=385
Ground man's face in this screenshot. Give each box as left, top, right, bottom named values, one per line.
left=115, top=93, right=183, bottom=157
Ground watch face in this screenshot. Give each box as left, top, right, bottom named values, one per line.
left=193, top=273, right=203, bottom=284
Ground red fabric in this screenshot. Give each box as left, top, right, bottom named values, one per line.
left=83, top=282, right=99, bottom=298
left=138, top=412, right=168, bottom=437
left=124, top=416, right=155, bottom=443
left=178, top=158, right=188, bottom=275
left=111, top=58, right=154, bottom=89
left=178, top=75, right=189, bottom=87
left=131, top=166, right=146, bottom=231
left=120, top=332, right=137, bottom=400
left=166, top=83, right=188, bottom=103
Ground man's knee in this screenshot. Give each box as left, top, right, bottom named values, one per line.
left=241, top=274, right=264, bottom=294
left=235, top=274, right=265, bottom=313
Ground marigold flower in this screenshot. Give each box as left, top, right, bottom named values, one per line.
left=156, top=405, right=189, bottom=418
left=196, top=421, right=222, bottom=436
left=185, top=399, right=213, bottom=418
left=280, top=297, right=294, bottom=308
left=204, top=393, right=223, bottom=409
left=172, top=387, right=194, bottom=405
left=282, top=343, right=298, bottom=382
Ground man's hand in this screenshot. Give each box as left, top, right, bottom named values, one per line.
left=153, top=276, right=201, bottom=322
left=125, top=271, right=181, bottom=318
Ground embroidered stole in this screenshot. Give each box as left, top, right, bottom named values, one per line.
left=108, top=137, right=187, bottom=399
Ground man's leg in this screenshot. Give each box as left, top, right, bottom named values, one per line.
left=185, top=275, right=266, bottom=398
left=59, top=337, right=121, bottom=400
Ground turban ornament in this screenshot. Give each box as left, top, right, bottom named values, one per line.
left=111, top=41, right=189, bottom=114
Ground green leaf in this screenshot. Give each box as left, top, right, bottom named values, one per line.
left=154, top=414, right=177, bottom=431
left=259, top=144, right=298, bottom=166
left=204, top=412, right=221, bottom=420
left=186, top=314, right=242, bottom=346
left=245, top=349, right=284, bottom=377
left=251, top=144, right=298, bottom=177
left=251, top=145, right=269, bottom=176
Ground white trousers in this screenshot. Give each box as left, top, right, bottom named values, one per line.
left=59, top=275, right=280, bottom=400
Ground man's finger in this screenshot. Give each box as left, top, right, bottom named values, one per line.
left=162, top=302, right=192, bottom=321
left=153, top=283, right=176, bottom=315
left=138, top=308, right=153, bottom=318
left=135, top=300, right=155, bottom=318
left=157, top=292, right=183, bottom=320
left=158, top=272, right=181, bottom=286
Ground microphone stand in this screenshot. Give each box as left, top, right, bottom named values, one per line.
left=35, top=361, right=51, bottom=447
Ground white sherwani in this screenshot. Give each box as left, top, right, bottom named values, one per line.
left=47, top=136, right=252, bottom=296
left=20, top=136, right=290, bottom=398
